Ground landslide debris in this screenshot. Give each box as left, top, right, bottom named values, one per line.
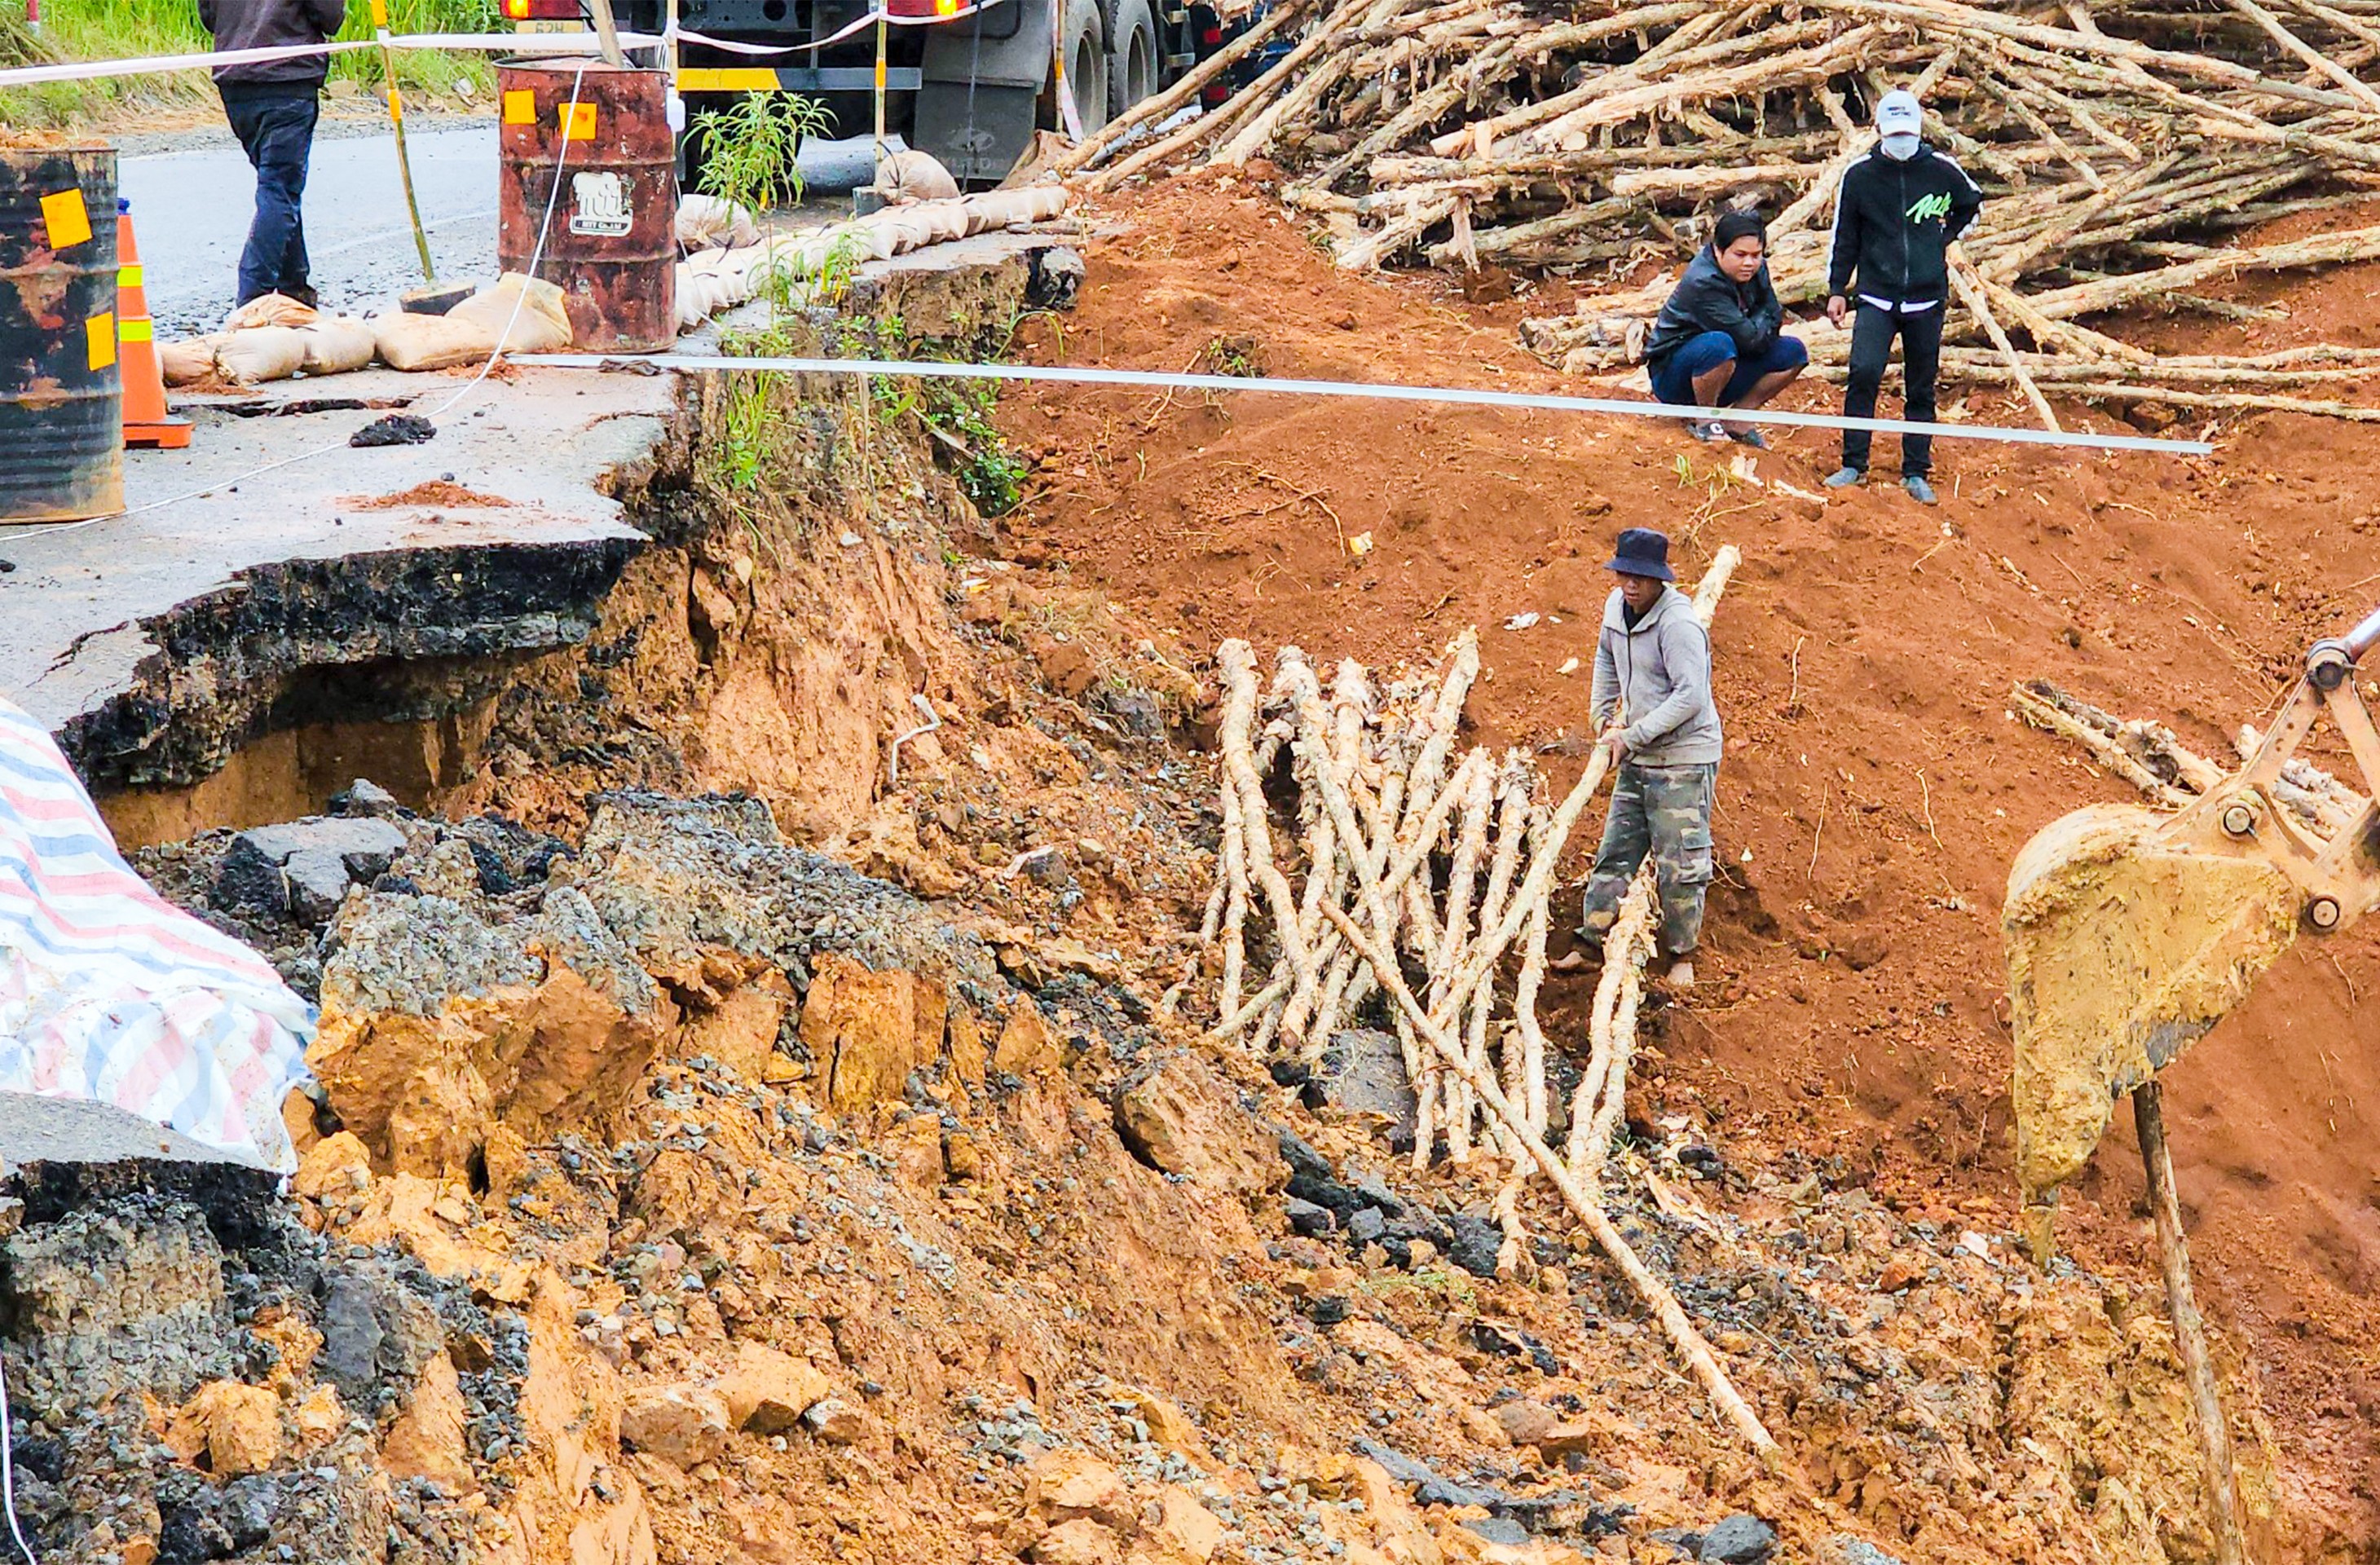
left=15, top=765, right=2313, bottom=1565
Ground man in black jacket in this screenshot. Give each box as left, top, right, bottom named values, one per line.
left=199, top=0, right=348, bottom=308
left=1643, top=209, right=1807, bottom=449
left=1821, top=89, right=1981, bottom=505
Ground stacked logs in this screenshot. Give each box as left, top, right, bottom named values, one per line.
left=1199, top=549, right=1735, bottom=1175
left=1190, top=550, right=1772, bottom=1453
left=1060, top=0, right=2380, bottom=421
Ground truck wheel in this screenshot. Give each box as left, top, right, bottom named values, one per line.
left=1107, top=0, right=1160, bottom=117
left=1060, top=0, right=1109, bottom=134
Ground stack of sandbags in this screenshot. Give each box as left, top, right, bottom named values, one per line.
left=672, top=184, right=1073, bottom=332
left=372, top=273, right=573, bottom=372
left=161, top=293, right=381, bottom=386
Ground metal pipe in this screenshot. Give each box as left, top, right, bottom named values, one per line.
left=2345, top=602, right=2380, bottom=662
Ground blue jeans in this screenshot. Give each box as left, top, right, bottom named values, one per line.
left=1648, top=330, right=1807, bottom=408
left=221, top=86, right=320, bottom=306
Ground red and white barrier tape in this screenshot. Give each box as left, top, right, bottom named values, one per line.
left=0, top=6, right=1017, bottom=91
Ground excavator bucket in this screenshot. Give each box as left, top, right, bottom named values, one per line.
left=2004, top=800, right=2303, bottom=1227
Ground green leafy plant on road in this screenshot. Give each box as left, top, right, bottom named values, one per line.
left=692, top=90, right=835, bottom=221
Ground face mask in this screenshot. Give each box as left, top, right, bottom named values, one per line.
left=1881, top=132, right=1920, bottom=161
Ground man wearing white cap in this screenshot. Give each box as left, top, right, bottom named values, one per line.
left=1821, top=89, right=1981, bottom=505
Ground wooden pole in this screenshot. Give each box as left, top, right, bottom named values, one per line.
left=2134, top=1082, right=2251, bottom=1565
left=369, top=0, right=436, bottom=284
left=586, top=0, right=627, bottom=66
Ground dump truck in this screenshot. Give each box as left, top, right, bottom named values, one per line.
left=2003, top=600, right=2380, bottom=1256
left=504, top=0, right=1226, bottom=185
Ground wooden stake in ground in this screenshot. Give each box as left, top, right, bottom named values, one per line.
left=2133, top=1082, right=2251, bottom=1565
left=1322, top=902, right=1780, bottom=1461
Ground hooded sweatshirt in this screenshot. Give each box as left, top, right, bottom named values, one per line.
left=1825, top=141, right=1982, bottom=306
left=198, top=0, right=348, bottom=91
left=1591, top=585, right=1722, bottom=768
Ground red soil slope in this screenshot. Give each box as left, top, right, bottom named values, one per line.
left=993, top=174, right=2380, bottom=1543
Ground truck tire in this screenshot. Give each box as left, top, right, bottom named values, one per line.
left=1060, top=0, right=1109, bottom=134
left=1107, top=0, right=1161, bottom=117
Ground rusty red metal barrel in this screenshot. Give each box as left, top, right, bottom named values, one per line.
left=0, top=145, right=123, bottom=523
left=496, top=60, right=677, bottom=353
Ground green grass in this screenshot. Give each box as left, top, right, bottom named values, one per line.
left=0, top=0, right=499, bottom=130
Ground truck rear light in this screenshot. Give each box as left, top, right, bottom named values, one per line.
left=885, top=0, right=964, bottom=15
left=1201, top=24, right=1222, bottom=42
left=503, top=0, right=582, bottom=18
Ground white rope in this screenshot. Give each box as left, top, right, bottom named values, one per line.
left=510, top=353, right=2216, bottom=454
left=0, top=1349, right=37, bottom=1565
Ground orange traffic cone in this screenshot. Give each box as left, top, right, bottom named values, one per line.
left=117, top=201, right=192, bottom=452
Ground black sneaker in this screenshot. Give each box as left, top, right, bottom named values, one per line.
left=1728, top=426, right=1769, bottom=450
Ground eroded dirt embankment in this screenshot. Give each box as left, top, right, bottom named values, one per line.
left=1, top=230, right=2357, bottom=1565
left=987, top=175, right=2380, bottom=1551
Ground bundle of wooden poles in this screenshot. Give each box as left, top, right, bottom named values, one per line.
left=1184, top=549, right=1782, bottom=1459
left=1058, top=0, right=2380, bottom=422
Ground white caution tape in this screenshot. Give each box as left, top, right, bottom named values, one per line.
left=0, top=29, right=662, bottom=89
left=675, top=0, right=1014, bottom=55
left=509, top=353, right=2218, bottom=456
left=0, top=6, right=1016, bottom=90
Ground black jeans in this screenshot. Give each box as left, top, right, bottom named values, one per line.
left=220, top=86, right=320, bottom=306
left=1841, top=301, right=1944, bottom=477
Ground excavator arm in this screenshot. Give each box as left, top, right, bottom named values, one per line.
left=2005, top=602, right=2380, bottom=1259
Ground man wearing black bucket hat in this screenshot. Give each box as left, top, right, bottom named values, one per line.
left=199, top=0, right=346, bottom=309
left=1572, top=527, right=1721, bottom=992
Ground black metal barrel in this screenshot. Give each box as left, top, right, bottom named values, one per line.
left=0, top=145, right=123, bottom=523
left=496, top=61, right=678, bottom=353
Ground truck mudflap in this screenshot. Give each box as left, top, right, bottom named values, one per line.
left=916, top=0, right=1052, bottom=183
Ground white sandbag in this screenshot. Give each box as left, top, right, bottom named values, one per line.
left=373, top=313, right=495, bottom=373
left=225, top=292, right=318, bottom=331
left=296, top=315, right=377, bottom=375
left=677, top=192, right=760, bottom=251
left=879, top=211, right=941, bottom=253
left=446, top=271, right=572, bottom=353
left=857, top=223, right=901, bottom=263
left=879, top=148, right=960, bottom=204
left=160, top=335, right=223, bottom=386
left=961, top=186, right=1069, bottom=234
left=673, top=262, right=707, bottom=332
left=213, top=324, right=311, bottom=384
left=909, top=198, right=970, bottom=245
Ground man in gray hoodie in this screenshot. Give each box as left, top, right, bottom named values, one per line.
left=1576, top=527, right=1721, bottom=990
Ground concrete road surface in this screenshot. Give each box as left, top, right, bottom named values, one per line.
left=126, top=121, right=885, bottom=338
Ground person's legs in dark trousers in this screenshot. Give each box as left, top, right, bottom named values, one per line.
left=1839, top=302, right=1899, bottom=474
left=1577, top=763, right=1652, bottom=939
left=1897, top=305, right=1945, bottom=478
left=222, top=88, right=320, bottom=306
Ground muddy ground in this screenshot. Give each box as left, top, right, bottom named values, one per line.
left=5, top=168, right=2373, bottom=1565
left=986, top=174, right=2380, bottom=1551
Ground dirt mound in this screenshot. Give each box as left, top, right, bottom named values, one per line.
left=352, top=482, right=519, bottom=510
left=989, top=175, right=2380, bottom=1552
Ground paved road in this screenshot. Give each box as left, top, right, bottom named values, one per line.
left=127, top=121, right=884, bottom=338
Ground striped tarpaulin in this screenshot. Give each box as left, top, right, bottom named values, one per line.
left=0, top=698, right=314, bottom=1171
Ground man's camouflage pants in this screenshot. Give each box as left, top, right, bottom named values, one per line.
left=1579, top=760, right=1717, bottom=958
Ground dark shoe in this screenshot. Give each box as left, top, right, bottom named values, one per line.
left=1727, top=425, right=1769, bottom=450
left=1823, top=466, right=1864, bottom=488
left=1689, top=419, right=1729, bottom=443
left=1902, top=474, right=1937, bottom=505
left=283, top=284, right=320, bottom=310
